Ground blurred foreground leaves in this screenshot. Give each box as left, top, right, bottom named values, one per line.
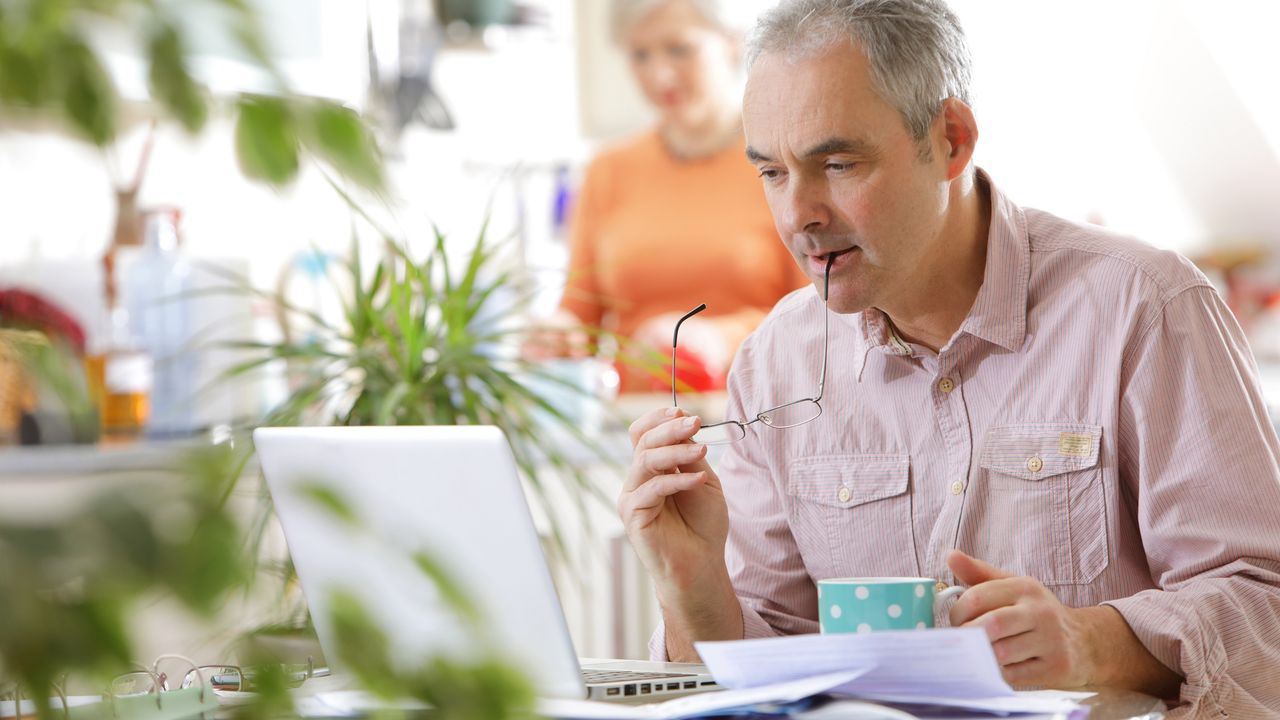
left=0, top=444, right=249, bottom=718
left=0, top=0, right=383, bottom=190
left=0, top=443, right=536, bottom=720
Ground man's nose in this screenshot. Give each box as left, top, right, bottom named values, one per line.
left=779, top=175, right=829, bottom=235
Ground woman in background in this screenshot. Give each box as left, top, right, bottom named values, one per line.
left=547, top=0, right=806, bottom=393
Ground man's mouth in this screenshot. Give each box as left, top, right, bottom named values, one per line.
left=813, top=246, right=857, bottom=263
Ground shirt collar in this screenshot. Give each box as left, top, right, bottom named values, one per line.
left=958, top=169, right=1029, bottom=353
left=847, top=169, right=1029, bottom=381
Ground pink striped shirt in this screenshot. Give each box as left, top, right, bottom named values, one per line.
left=649, top=173, right=1280, bottom=717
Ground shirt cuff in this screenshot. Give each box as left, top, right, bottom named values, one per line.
left=647, top=597, right=781, bottom=662
left=1101, top=591, right=1228, bottom=714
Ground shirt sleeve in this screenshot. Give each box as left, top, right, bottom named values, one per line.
left=1102, top=285, right=1280, bottom=716
left=647, top=331, right=819, bottom=661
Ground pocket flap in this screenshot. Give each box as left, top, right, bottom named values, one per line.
left=787, top=454, right=909, bottom=508
left=980, top=423, right=1102, bottom=481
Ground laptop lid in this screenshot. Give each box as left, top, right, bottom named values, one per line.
left=253, top=425, right=587, bottom=699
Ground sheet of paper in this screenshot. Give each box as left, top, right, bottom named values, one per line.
left=854, top=692, right=1086, bottom=715
left=695, top=628, right=1012, bottom=699
left=536, top=670, right=866, bottom=720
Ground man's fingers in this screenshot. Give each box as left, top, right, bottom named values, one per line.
left=621, top=472, right=707, bottom=515
left=638, top=414, right=703, bottom=451
left=629, top=407, right=683, bottom=447
left=1000, top=657, right=1050, bottom=688
left=963, top=605, right=1034, bottom=644
left=949, top=577, right=1027, bottom=626
left=625, top=442, right=708, bottom=492
left=947, top=549, right=1015, bottom=586
left=989, top=629, right=1040, bottom=667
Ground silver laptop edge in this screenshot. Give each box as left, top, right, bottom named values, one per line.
left=253, top=425, right=715, bottom=701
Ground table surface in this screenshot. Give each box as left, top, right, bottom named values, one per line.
left=1078, top=687, right=1167, bottom=719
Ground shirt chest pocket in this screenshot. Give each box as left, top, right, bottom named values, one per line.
left=975, top=423, right=1109, bottom=586
left=785, top=454, right=917, bottom=579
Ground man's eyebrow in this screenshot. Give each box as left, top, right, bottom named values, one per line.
left=745, top=138, right=877, bottom=164
left=801, top=137, right=876, bottom=160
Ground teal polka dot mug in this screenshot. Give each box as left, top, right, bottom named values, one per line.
left=817, top=577, right=965, bottom=634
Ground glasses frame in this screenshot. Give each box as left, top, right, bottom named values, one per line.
left=671, top=255, right=833, bottom=444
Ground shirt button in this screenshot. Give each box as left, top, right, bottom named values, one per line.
left=935, top=581, right=949, bottom=593
left=1027, top=456, right=1044, bottom=473
left=837, top=486, right=852, bottom=503
left=950, top=481, right=964, bottom=495
left=937, top=377, right=955, bottom=393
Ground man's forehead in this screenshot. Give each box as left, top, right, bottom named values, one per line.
left=746, top=43, right=875, bottom=111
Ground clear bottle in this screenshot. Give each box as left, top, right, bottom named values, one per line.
left=124, top=209, right=197, bottom=438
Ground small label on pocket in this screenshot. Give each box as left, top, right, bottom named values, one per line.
left=1059, top=432, right=1093, bottom=457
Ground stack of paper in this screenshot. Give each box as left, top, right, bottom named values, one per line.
left=694, top=628, right=1089, bottom=716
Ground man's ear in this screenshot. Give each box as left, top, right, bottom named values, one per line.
left=937, top=98, right=979, bottom=180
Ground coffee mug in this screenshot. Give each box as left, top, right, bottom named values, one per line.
left=818, top=577, right=964, bottom=634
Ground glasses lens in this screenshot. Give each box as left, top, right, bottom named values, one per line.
left=692, top=422, right=745, bottom=445
left=759, top=399, right=821, bottom=429
left=111, top=672, right=157, bottom=697
left=189, top=666, right=243, bottom=692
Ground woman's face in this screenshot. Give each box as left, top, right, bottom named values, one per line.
left=623, top=0, right=738, bottom=129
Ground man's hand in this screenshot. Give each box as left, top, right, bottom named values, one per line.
left=619, top=407, right=741, bottom=660
left=621, top=407, right=729, bottom=590
left=947, top=550, right=1098, bottom=687
left=947, top=550, right=1182, bottom=697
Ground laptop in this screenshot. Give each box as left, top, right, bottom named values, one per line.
left=253, top=425, right=718, bottom=701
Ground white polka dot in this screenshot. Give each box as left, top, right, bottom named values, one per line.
left=887, top=604, right=902, bottom=618
left=916, top=622, right=927, bottom=630
left=856, top=623, right=872, bottom=634
left=830, top=604, right=843, bottom=619
left=855, top=586, right=870, bottom=600
left=915, top=584, right=926, bottom=598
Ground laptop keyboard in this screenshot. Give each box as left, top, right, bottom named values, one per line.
left=581, top=669, right=693, bottom=684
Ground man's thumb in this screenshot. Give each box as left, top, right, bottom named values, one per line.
left=947, top=549, right=1014, bottom=586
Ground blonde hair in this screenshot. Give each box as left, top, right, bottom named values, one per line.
left=610, top=0, right=740, bottom=43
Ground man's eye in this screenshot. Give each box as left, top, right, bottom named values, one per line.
left=826, top=162, right=854, bottom=172
left=757, top=168, right=781, bottom=180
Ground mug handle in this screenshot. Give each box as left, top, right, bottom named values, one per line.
left=936, top=585, right=965, bottom=602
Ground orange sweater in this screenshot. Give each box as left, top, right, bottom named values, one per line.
left=560, top=131, right=808, bottom=392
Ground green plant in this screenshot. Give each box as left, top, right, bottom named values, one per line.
left=0, top=0, right=382, bottom=189
left=0, top=444, right=250, bottom=719
left=0, top=444, right=535, bottom=720
left=220, top=187, right=616, bottom=561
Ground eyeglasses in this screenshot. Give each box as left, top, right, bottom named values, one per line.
left=109, top=654, right=328, bottom=699
left=672, top=254, right=833, bottom=445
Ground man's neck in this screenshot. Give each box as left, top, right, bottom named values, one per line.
left=882, top=172, right=992, bottom=353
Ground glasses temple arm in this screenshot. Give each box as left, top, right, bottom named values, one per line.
left=671, top=303, right=708, bottom=407
left=815, top=254, right=834, bottom=402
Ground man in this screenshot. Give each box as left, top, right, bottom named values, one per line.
left=618, top=0, right=1280, bottom=716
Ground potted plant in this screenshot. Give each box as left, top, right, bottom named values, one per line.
left=219, top=184, right=617, bottom=563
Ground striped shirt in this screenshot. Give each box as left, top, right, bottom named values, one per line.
left=649, top=172, right=1280, bottom=717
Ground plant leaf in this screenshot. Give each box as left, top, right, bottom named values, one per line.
left=146, top=20, right=208, bottom=133
left=234, top=95, right=299, bottom=185
left=54, top=34, right=116, bottom=145
left=300, top=100, right=384, bottom=191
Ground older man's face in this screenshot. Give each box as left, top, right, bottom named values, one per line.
left=743, top=43, right=953, bottom=315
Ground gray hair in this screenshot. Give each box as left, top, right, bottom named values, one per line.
left=610, top=0, right=741, bottom=44
left=747, top=0, right=972, bottom=142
